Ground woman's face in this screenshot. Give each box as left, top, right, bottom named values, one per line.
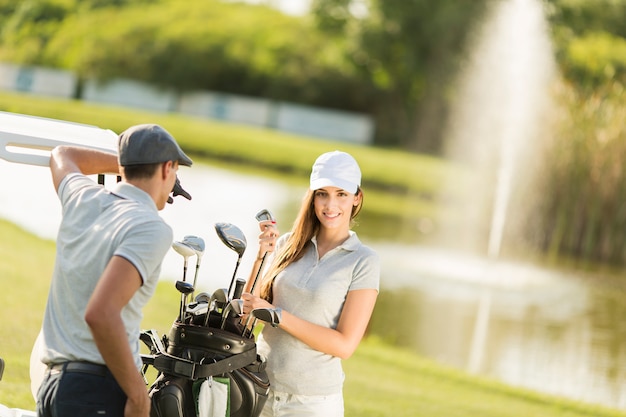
left=313, top=186, right=361, bottom=231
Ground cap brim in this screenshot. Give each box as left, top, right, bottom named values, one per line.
left=310, top=178, right=358, bottom=194
left=178, top=151, right=193, bottom=167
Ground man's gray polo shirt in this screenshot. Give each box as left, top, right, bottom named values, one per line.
left=41, top=173, right=173, bottom=369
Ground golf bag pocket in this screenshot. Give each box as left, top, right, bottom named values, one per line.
left=149, top=375, right=196, bottom=417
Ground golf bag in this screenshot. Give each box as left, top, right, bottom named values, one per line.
left=141, top=217, right=275, bottom=417
left=142, top=313, right=269, bottom=417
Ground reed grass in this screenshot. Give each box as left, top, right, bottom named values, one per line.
left=527, top=81, right=626, bottom=266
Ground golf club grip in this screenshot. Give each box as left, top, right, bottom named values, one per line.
left=233, top=278, right=246, bottom=299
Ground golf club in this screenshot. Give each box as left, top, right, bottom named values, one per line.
left=242, top=308, right=277, bottom=338
left=233, top=278, right=246, bottom=300
left=203, top=287, right=229, bottom=326
left=214, top=222, right=247, bottom=300
left=186, top=302, right=208, bottom=318
left=220, top=299, right=244, bottom=329
left=172, top=240, right=195, bottom=282
left=249, top=209, right=275, bottom=294
left=186, top=291, right=210, bottom=317
left=194, top=291, right=211, bottom=304
left=140, top=329, right=166, bottom=355
left=175, top=280, right=194, bottom=322
left=182, top=235, right=205, bottom=298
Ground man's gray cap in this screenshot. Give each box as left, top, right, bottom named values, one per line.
left=118, top=124, right=193, bottom=167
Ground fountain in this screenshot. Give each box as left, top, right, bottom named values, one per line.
left=369, top=2, right=626, bottom=407
left=441, top=0, right=556, bottom=257
left=438, top=0, right=557, bottom=373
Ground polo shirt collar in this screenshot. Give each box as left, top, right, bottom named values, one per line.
left=311, top=230, right=361, bottom=252
left=111, top=182, right=158, bottom=211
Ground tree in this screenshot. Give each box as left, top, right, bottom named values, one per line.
left=313, top=0, right=492, bottom=151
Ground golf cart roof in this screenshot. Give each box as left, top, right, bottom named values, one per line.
left=0, top=111, right=117, bottom=167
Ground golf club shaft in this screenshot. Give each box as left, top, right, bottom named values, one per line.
left=227, top=258, right=242, bottom=300
left=179, top=295, right=186, bottom=322
left=249, top=252, right=267, bottom=294
left=191, top=261, right=201, bottom=298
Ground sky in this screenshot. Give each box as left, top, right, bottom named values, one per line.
left=227, top=0, right=312, bottom=15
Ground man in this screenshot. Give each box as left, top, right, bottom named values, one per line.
left=36, top=124, right=192, bottom=417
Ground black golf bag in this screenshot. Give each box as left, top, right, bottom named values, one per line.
left=142, top=217, right=275, bottom=416
left=141, top=310, right=270, bottom=417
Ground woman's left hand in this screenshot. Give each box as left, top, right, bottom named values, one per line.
left=240, top=292, right=274, bottom=315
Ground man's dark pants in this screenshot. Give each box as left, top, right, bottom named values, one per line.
left=37, top=362, right=126, bottom=417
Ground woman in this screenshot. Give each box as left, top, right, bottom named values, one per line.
left=242, top=150, right=380, bottom=417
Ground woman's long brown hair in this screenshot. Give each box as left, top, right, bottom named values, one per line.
left=259, top=187, right=363, bottom=302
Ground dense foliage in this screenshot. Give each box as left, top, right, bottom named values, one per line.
left=0, top=0, right=490, bottom=150
left=545, top=0, right=626, bottom=88
left=2, top=0, right=626, bottom=265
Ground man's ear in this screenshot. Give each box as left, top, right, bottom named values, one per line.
left=161, top=160, right=175, bottom=179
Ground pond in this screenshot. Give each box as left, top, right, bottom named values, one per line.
left=1, top=159, right=624, bottom=411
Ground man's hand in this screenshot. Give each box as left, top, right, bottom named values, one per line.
left=125, top=390, right=151, bottom=417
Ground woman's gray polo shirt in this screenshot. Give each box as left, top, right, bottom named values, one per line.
left=41, top=173, right=173, bottom=369
left=257, top=231, right=380, bottom=396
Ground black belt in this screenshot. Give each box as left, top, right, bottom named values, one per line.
left=49, top=361, right=110, bottom=377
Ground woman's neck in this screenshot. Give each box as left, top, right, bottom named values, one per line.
left=315, top=227, right=350, bottom=258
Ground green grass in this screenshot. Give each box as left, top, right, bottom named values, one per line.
left=0, top=210, right=623, bottom=416
left=0, top=90, right=465, bottom=235
left=344, top=337, right=624, bottom=417
left=0, top=90, right=449, bottom=195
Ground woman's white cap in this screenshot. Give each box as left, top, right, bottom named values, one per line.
left=310, top=150, right=361, bottom=194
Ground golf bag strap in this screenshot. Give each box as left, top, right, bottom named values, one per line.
left=153, top=349, right=257, bottom=380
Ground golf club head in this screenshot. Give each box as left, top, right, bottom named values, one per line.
left=255, top=209, right=275, bottom=222
left=186, top=302, right=208, bottom=317
left=203, top=287, right=230, bottom=327
left=183, top=235, right=205, bottom=259
left=220, top=299, right=245, bottom=329
left=230, top=299, right=244, bottom=316
left=175, top=280, right=194, bottom=295
left=214, top=222, right=247, bottom=257
left=209, top=288, right=229, bottom=308
left=194, top=292, right=211, bottom=304
left=251, top=308, right=275, bottom=323
left=172, top=240, right=195, bottom=258
left=243, top=308, right=275, bottom=337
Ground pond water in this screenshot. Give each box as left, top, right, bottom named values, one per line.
left=1, top=159, right=624, bottom=411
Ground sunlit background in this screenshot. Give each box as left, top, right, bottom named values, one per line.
left=1, top=0, right=626, bottom=412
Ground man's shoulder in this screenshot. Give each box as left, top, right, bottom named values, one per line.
left=58, top=172, right=95, bottom=194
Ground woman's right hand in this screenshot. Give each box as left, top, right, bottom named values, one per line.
left=257, top=220, right=278, bottom=257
